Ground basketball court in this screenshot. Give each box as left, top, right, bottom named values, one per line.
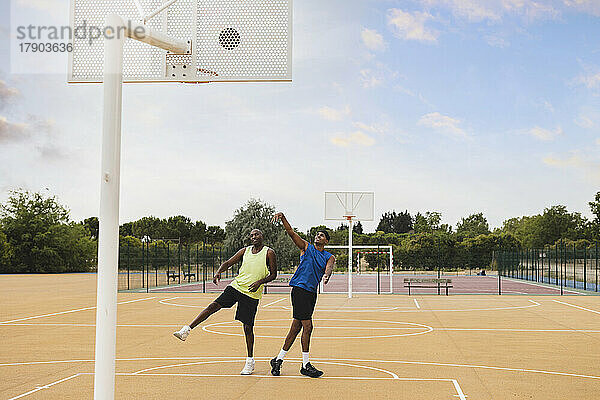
left=4, top=1, right=594, bottom=399
left=1, top=273, right=599, bottom=399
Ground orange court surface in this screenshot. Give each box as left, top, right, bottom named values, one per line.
left=1, top=273, right=600, bottom=399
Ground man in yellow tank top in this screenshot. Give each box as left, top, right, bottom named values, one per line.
left=173, top=229, right=277, bottom=375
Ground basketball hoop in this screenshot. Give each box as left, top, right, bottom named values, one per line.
left=324, top=191, right=374, bottom=299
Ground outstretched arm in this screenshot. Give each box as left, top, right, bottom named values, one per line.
left=248, top=249, right=278, bottom=292
left=213, top=247, right=245, bottom=284
left=273, top=212, right=308, bottom=251
left=323, top=255, right=335, bottom=284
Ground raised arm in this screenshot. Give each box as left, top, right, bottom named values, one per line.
left=213, top=247, right=245, bottom=284
left=248, top=248, right=278, bottom=292
left=273, top=212, right=308, bottom=251
left=323, top=255, right=335, bottom=284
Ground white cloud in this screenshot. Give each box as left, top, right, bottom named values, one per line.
left=0, top=116, right=28, bottom=142
left=541, top=100, right=555, bottom=113
left=418, top=112, right=467, bottom=138
left=352, top=122, right=388, bottom=134
left=575, top=114, right=595, bottom=129
left=0, top=81, right=20, bottom=109
left=317, top=105, right=351, bottom=121
left=574, top=71, right=600, bottom=90
left=525, top=126, right=563, bottom=141
left=359, top=69, right=384, bottom=88
left=387, top=9, right=438, bottom=43
left=563, top=0, right=600, bottom=16
left=330, top=131, right=376, bottom=147
left=421, top=0, right=559, bottom=22
left=485, top=35, right=510, bottom=48
left=361, top=28, right=387, bottom=52
left=543, top=152, right=600, bottom=183
left=596, top=138, right=600, bottom=146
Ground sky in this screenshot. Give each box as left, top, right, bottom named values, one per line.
left=1, top=0, right=599, bottom=234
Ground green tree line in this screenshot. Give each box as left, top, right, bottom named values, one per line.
left=1, top=190, right=598, bottom=273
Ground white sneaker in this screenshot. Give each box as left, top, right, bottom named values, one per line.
left=240, top=359, right=255, bottom=375
left=173, top=325, right=190, bottom=341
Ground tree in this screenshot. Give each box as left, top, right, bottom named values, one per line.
left=120, top=221, right=134, bottom=237
left=164, top=215, right=194, bottom=243
left=353, top=221, right=363, bottom=234
left=589, top=192, right=600, bottom=240
left=0, top=190, right=96, bottom=273
left=81, top=217, right=99, bottom=240
left=132, top=216, right=162, bottom=239
left=224, top=199, right=280, bottom=249
left=456, top=213, right=490, bottom=239
left=224, top=199, right=299, bottom=269
left=206, top=225, right=225, bottom=244
left=413, top=211, right=451, bottom=234
left=191, top=220, right=207, bottom=242
left=377, top=210, right=412, bottom=234
left=537, top=205, right=587, bottom=246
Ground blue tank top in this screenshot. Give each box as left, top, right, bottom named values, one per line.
left=289, top=243, right=333, bottom=293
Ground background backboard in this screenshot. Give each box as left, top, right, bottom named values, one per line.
left=324, top=191, right=374, bottom=221
left=69, top=0, right=293, bottom=83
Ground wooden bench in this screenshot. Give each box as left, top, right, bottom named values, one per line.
left=404, top=278, right=452, bottom=295
left=166, top=271, right=180, bottom=282
left=264, top=276, right=291, bottom=293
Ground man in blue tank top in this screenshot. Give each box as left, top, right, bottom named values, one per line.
left=270, top=212, right=335, bottom=378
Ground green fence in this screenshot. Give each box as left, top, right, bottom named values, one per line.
left=496, top=242, right=600, bottom=293
left=118, top=242, right=240, bottom=291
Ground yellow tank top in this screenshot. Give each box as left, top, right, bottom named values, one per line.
left=230, top=246, right=270, bottom=300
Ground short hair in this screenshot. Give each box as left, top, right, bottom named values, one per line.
left=318, top=230, right=330, bottom=241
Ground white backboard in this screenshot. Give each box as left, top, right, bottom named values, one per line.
left=69, top=0, right=293, bottom=83
left=324, top=191, right=374, bottom=221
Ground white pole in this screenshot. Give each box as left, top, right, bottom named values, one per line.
left=94, top=14, right=125, bottom=400
left=389, top=248, right=393, bottom=293
left=348, top=219, right=353, bottom=299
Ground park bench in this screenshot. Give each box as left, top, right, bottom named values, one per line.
left=166, top=271, right=180, bottom=282
left=264, top=276, right=291, bottom=293
left=183, top=271, right=196, bottom=281
left=404, top=278, right=452, bottom=295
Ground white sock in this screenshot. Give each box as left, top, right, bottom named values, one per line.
left=302, top=352, right=309, bottom=367
left=184, top=325, right=191, bottom=331
left=246, top=357, right=254, bottom=363
left=277, top=349, right=288, bottom=360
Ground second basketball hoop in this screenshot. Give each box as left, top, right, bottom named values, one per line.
left=324, top=191, right=374, bottom=298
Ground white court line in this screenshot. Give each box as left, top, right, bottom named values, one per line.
left=414, top=299, right=420, bottom=309
left=500, top=276, right=583, bottom=295
left=3, top=356, right=600, bottom=382
left=3, top=322, right=599, bottom=334
left=202, top=318, right=434, bottom=339
left=132, top=359, right=400, bottom=379
left=262, top=298, right=286, bottom=307
left=159, top=297, right=216, bottom=308
left=6, top=362, right=464, bottom=400
left=0, top=297, right=155, bottom=325
left=553, top=300, right=600, bottom=315
left=452, top=379, right=467, bottom=400
left=0, top=323, right=181, bottom=328
left=7, top=374, right=80, bottom=400
left=441, top=328, right=600, bottom=333
left=150, top=279, right=234, bottom=291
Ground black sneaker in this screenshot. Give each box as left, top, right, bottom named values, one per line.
left=270, top=357, right=283, bottom=376
left=300, top=362, right=323, bottom=378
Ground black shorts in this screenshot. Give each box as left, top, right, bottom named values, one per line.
left=214, top=286, right=259, bottom=326
left=291, top=286, right=317, bottom=320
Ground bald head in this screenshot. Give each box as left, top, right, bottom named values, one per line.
left=249, top=229, right=264, bottom=246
